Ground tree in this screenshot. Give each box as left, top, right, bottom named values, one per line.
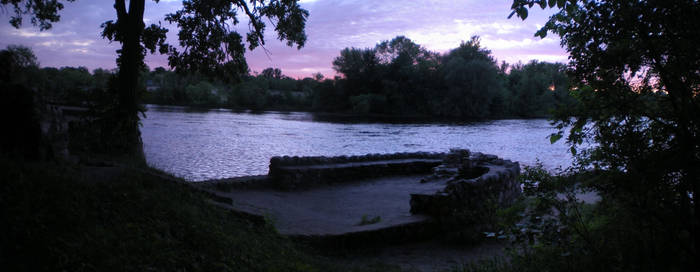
left=375, top=36, right=437, bottom=114
left=3, top=0, right=308, bottom=157
left=506, top=61, right=569, bottom=117
left=312, top=72, right=324, bottom=81
left=0, top=45, right=42, bottom=159
left=332, top=36, right=443, bottom=114
left=332, top=47, right=382, bottom=97
left=184, top=81, right=217, bottom=106
left=260, top=67, right=283, bottom=79
left=436, top=36, right=505, bottom=118
left=0, top=45, right=38, bottom=83
left=511, top=0, right=700, bottom=269
left=375, top=35, right=425, bottom=66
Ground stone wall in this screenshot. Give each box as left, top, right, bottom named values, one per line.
left=268, top=152, right=444, bottom=190
left=269, top=152, right=444, bottom=168
left=410, top=150, right=521, bottom=214
left=409, top=149, right=521, bottom=242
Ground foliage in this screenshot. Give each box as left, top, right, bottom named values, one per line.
left=2, top=0, right=309, bottom=157
left=0, top=0, right=75, bottom=30
left=0, top=44, right=39, bottom=85
left=349, top=93, right=387, bottom=114
left=506, top=61, right=572, bottom=117
left=333, top=47, right=383, bottom=99
left=228, top=78, right=269, bottom=109
left=261, top=67, right=284, bottom=79
left=328, top=35, right=570, bottom=118
left=0, top=46, right=42, bottom=160
left=40, top=66, right=95, bottom=104
left=438, top=37, right=505, bottom=118
left=184, top=81, right=219, bottom=106
left=494, top=165, right=692, bottom=271
left=3, top=36, right=572, bottom=119
left=505, top=0, right=700, bottom=270
left=452, top=257, right=511, bottom=272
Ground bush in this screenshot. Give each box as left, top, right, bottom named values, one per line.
left=486, top=165, right=695, bottom=272
left=349, top=93, right=387, bottom=114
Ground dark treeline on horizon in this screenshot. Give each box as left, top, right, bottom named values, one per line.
left=5, top=35, right=576, bottom=119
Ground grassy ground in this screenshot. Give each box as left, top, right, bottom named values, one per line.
left=0, top=158, right=404, bottom=271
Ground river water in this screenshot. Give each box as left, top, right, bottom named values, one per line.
left=141, top=105, right=572, bottom=181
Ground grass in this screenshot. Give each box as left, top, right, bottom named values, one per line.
left=451, top=257, right=512, bottom=272
left=0, top=158, right=330, bottom=271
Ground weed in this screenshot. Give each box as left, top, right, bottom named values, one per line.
left=358, top=214, right=382, bottom=226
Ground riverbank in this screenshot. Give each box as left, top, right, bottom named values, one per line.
left=144, top=103, right=553, bottom=123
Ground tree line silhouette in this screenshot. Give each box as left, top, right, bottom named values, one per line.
left=4, top=35, right=574, bottom=119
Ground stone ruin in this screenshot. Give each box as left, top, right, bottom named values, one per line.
left=197, top=149, right=521, bottom=246
left=265, top=149, right=521, bottom=212
left=410, top=149, right=521, bottom=215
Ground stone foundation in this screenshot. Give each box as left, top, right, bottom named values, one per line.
left=197, top=149, right=521, bottom=246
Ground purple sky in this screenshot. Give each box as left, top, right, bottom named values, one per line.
left=0, top=0, right=567, bottom=78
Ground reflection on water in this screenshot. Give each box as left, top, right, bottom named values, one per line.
left=141, top=105, right=571, bottom=181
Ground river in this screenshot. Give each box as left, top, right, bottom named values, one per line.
left=141, top=105, right=572, bottom=181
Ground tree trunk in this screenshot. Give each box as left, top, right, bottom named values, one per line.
left=113, top=0, right=145, bottom=159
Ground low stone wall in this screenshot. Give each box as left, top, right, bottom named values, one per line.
left=268, top=152, right=445, bottom=190
left=269, top=152, right=444, bottom=168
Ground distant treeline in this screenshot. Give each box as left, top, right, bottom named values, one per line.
left=8, top=36, right=576, bottom=119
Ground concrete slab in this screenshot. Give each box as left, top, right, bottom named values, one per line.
left=217, top=175, right=447, bottom=236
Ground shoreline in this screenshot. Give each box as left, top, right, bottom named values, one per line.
left=143, top=103, right=553, bottom=123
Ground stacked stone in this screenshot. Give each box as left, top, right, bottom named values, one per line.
left=410, top=149, right=521, bottom=242
left=268, top=152, right=445, bottom=190
left=269, top=151, right=444, bottom=168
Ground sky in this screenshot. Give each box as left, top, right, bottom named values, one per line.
left=0, top=0, right=568, bottom=79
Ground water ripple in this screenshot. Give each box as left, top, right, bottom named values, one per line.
left=141, top=105, right=572, bottom=181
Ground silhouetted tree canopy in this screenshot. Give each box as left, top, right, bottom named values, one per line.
left=1, top=0, right=75, bottom=30
left=328, top=35, right=551, bottom=118
left=0, top=46, right=42, bottom=160
left=2, top=0, right=308, bottom=157
left=261, top=67, right=284, bottom=79
left=0, top=44, right=38, bottom=83
left=506, top=60, right=570, bottom=117
left=509, top=0, right=700, bottom=270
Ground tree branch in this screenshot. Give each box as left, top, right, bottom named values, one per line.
left=236, top=0, right=265, bottom=46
